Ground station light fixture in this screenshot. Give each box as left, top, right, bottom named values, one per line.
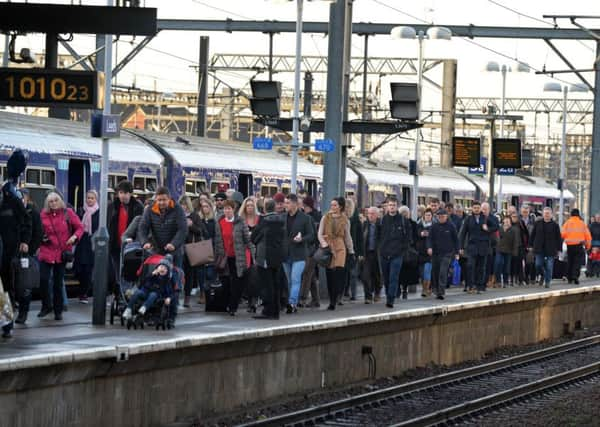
left=249, top=80, right=282, bottom=118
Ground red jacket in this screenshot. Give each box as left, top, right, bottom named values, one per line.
left=39, top=208, right=84, bottom=264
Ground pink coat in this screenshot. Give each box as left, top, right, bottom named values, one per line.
left=39, top=208, right=84, bottom=264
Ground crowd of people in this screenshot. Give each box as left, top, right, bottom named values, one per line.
left=0, top=173, right=596, bottom=339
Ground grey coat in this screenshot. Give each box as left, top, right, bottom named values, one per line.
left=138, top=202, right=188, bottom=253
left=214, top=215, right=254, bottom=278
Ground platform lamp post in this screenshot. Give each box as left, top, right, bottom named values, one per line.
left=543, top=81, right=588, bottom=225
left=391, top=25, right=451, bottom=218
left=485, top=61, right=530, bottom=212
left=271, top=0, right=336, bottom=194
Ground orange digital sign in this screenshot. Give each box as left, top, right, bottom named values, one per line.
left=493, top=138, right=522, bottom=168
left=452, top=136, right=481, bottom=168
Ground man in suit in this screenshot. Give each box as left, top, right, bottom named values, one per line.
left=360, top=206, right=381, bottom=303
left=282, top=194, right=315, bottom=313
left=459, top=201, right=494, bottom=294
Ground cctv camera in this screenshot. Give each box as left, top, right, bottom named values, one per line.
left=300, top=116, right=311, bottom=132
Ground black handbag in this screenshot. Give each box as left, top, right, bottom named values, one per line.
left=313, top=246, right=332, bottom=268
left=403, top=247, right=419, bottom=266
left=12, top=254, right=40, bottom=290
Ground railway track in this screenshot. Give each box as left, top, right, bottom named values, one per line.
left=236, top=334, right=600, bottom=427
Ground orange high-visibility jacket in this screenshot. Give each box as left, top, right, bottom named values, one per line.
left=561, top=216, right=592, bottom=249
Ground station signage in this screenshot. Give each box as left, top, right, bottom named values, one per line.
left=493, top=138, right=522, bottom=169
left=468, top=157, right=487, bottom=175
left=0, top=68, right=104, bottom=109
left=315, top=138, right=335, bottom=153
left=252, top=137, right=273, bottom=150
left=452, top=136, right=481, bottom=168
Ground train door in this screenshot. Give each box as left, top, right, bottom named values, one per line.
left=304, top=179, right=317, bottom=198
left=511, top=196, right=520, bottom=210
left=402, top=187, right=411, bottom=208
left=238, top=173, right=253, bottom=198
left=68, top=159, right=89, bottom=211
left=441, top=190, right=450, bottom=204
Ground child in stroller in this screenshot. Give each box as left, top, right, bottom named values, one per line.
left=123, top=256, right=177, bottom=329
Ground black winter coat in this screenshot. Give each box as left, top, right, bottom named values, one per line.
left=377, top=213, right=413, bottom=259
left=416, top=222, right=432, bottom=263
left=252, top=212, right=286, bottom=268
left=283, top=210, right=315, bottom=262
left=26, top=203, right=43, bottom=256
left=0, top=190, right=31, bottom=265
left=530, top=220, right=562, bottom=256
left=349, top=209, right=364, bottom=257
left=590, top=222, right=600, bottom=243
left=202, top=218, right=216, bottom=240
left=74, top=209, right=99, bottom=269
left=458, top=214, right=495, bottom=257
left=185, top=211, right=209, bottom=243
left=427, top=221, right=459, bottom=256
left=107, top=198, right=144, bottom=253
left=139, top=201, right=188, bottom=254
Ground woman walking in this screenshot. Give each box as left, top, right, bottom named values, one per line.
left=317, top=197, right=355, bottom=310
left=214, top=200, right=253, bottom=316
left=180, top=195, right=208, bottom=307
left=197, top=198, right=217, bottom=304
left=38, top=192, right=83, bottom=320
left=75, top=190, right=100, bottom=304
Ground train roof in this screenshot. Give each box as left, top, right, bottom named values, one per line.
left=129, top=129, right=328, bottom=180
left=351, top=158, right=477, bottom=192
left=468, top=174, right=575, bottom=200
left=0, top=112, right=163, bottom=164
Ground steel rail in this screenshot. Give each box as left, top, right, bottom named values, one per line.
left=236, top=334, right=600, bottom=427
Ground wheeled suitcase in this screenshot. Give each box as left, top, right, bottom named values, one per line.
left=205, top=279, right=228, bottom=312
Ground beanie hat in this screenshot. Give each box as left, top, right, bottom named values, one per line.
left=273, top=192, right=286, bottom=203
left=232, top=191, right=244, bottom=205
left=303, top=196, right=315, bottom=209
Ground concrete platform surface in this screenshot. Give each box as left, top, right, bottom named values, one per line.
left=1, top=279, right=599, bottom=370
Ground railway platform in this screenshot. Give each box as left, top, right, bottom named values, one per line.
left=2, top=279, right=600, bottom=427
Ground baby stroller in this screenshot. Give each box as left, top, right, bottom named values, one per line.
left=110, top=241, right=144, bottom=326
left=126, top=253, right=183, bottom=331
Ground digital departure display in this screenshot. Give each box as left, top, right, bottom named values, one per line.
left=493, top=138, right=522, bottom=169
left=452, top=136, right=481, bottom=168
left=0, top=68, right=104, bottom=109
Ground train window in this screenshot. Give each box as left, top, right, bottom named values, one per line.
left=197, top=181, right=207, bottom=193
left=185, top=181, right=196, bottom=194
left=41, top=170, right=55, bottom=186
left=261, top=185, right=278, bottom=197
left=26, top=169, right=40, bottom=185
left=346, top=191, right=355, bottom=198
left=108, top=175, right=127, bottom=190
left=418, top=196, right=426, bottom=206
left=0, top=166, right=6, bottom=181
left=442, top=191, right=450, bottom=203
left=281, top=185, right=290, bottom=195
left=133, top=177, right=145, bottom=191
left=210, top=181, right=229, bottom=194
left=146, top=178, right=157, bottom=192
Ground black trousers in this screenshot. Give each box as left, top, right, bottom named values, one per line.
left=224, top=257, right=246, bottom=313
left=363, top=250, right=381, bottom=299
left=432, top=255, right=452, bottom=296
left=567, top=245, right=585, bottom=281
left=467, top=254, right=487, bottom=291
left=77, top=264, right=94, bottom=297
left=259, top=265, right=281, bottom=318
left=40, top=262, right=66, bottom=315
left=183, top=256, right=199, bottom=297
left=326, top=267, right=346, bottom=307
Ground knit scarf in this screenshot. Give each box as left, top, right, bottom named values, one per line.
left=82, top=202, right=99, bottom=234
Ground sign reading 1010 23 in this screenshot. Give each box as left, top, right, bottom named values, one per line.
left=0, top=68, right=104, bottom=109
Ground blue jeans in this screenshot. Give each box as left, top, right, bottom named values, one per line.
left=282, top=259, right=306, bottom=306
left=494, top=252, right=512, bottom=284
left=199, top=264, right=216, bottom=289
left=128, top=289, right=159, bottom=311
left=380, top=255, right=403, bottom=305
left=535, top=254, right=554, bottom=286
left=421, top=262, right=432, bottom=281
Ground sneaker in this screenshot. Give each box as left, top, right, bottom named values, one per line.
left=15, top=311, right=27, bottom=324
left=545, top=283, right=550, bottom=288
left=365, top=299, right=372, bottom=304
left=79, top=295, right=89, bottom=304
left=402, top=291, right=408, bottom=300
left=286, top=304, right=293, bottom=314
left=122, top=308, right=132, bottom=319
left=386, top=303, right=394, bottom=308
left=1, top=329, right=13, bottom=339
left=437, top=295, right=445, bottom=300
left=574, top=279, right=580, bottom=285
left=54, top=313, right=63, bottom=321
left=37, top=308, right=51, bottom=318
left=138, top=306, right=147, bottom=315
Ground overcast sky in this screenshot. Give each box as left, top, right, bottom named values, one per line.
left=7, top=0, right=599, bottom=158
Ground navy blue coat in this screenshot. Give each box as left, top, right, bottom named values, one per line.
left=458, top=214, right=495, bottom=257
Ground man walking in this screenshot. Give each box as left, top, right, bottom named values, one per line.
left=378, top=197, right=412, bottom=308
left=459, top=201, right=493, bottom=294
left=427, top=209, right=459, bottom=300
left=561, top=208, right=591, bottom=285
left=108, top=180, right=144, bottom=290
left=361, top=206, right=381, bottom=303
left=282, top=194, right=314, bottom=313
left=252, top=200, right=286, bottom=319
left=530, top=207, right=562, bottom=288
